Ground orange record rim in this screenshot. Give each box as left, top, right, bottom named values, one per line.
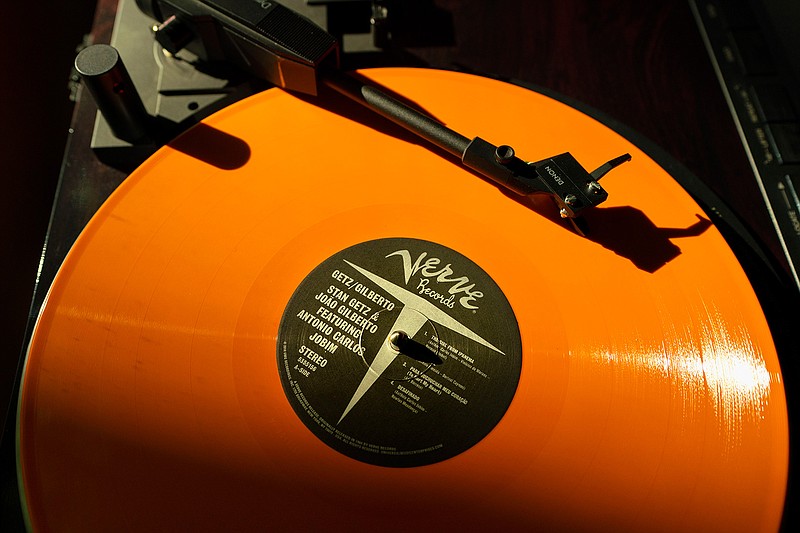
left=18, top=68, right=788, bottom=532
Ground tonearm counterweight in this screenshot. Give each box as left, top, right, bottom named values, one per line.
left=85, top=0, right=631, bottom=225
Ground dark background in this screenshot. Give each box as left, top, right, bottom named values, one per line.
left=0, top=3, right=98, bottom=429
left=1, top=0, right=795, bottom=530
left=0, top=2, right=97, bottom=524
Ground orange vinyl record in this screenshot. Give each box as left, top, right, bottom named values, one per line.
left=18, top=68, right=788, bottom=531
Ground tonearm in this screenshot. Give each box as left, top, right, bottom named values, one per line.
left=90, top=0, right=631, bottom=224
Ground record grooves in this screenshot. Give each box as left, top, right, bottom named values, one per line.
left=17, top=68, right=789, bottom=531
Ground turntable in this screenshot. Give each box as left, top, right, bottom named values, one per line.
left=3, top=1, right=798, bottom=531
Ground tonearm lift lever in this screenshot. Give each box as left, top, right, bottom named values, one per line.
left=134, top=0, right=630, bottom=226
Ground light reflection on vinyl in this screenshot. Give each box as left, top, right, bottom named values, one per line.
left=18, top=68, right=788, bottom=532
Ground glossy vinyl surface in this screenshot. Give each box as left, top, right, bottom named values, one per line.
left=18, top=69, right=788, bottom=532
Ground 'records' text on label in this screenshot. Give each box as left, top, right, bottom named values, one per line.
left=276, top=238, right=522, bottom=468
left=386, top=249, right=484, bottom=310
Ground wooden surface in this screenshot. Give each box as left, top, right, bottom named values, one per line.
left=1, top=0, right=792, bottom=530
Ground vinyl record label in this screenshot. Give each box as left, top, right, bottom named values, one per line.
left=277, top=238, right=522, bottom=466
left=18, top=68, right=788, bottom=531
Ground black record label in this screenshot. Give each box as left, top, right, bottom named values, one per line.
left=277, top=238, right=522, bottom=467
